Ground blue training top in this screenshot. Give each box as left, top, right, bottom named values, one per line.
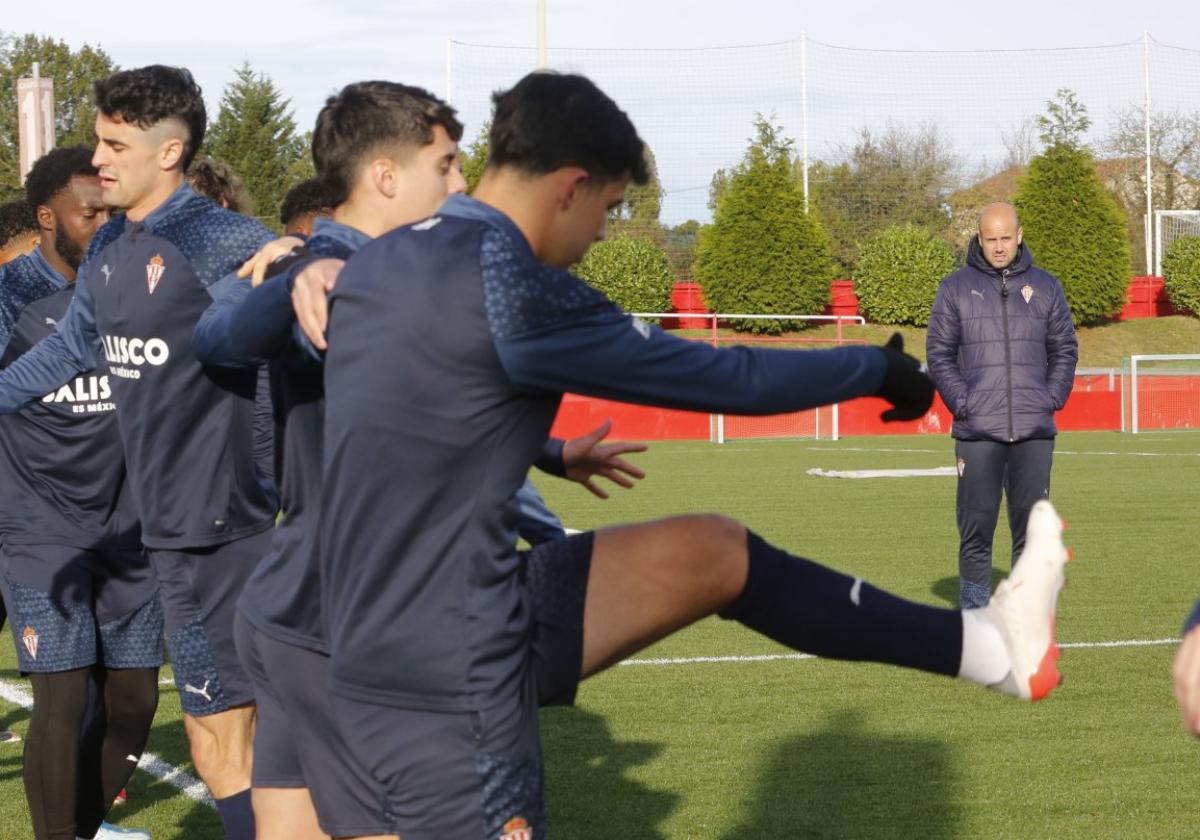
left=0, top=183, right=278, bottom=549
left=193, top=216, right=570, bottom=653
left=0, top=248, right=139, bottom=549
left=318, top=194, right=889, bottom=711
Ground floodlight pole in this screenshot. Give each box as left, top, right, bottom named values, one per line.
left=1143, top=31, right=1154, bottom=275
left=537, top=0, right=548, bottom=69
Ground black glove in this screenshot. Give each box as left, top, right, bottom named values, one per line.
left=876, top=332, right=934, bottom=422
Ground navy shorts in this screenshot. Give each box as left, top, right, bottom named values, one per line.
left=332, top=531, right=593, bottom=838
left=0, top=542, right=162, bottom=674
left=151, top=528, right=273, bottom=716
left=234, top=610, right=386, bottom=836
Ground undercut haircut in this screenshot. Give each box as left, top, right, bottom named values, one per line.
left=188, top=157, right=253, bottom=214
left=311, top=81, right=463, bottom=206
left=25, top=146, right=99, bottom=210
left=280, top=178, right=336, bottom=226
left=94, top=65, right=207, bottom=170
left=488, top=72, right=649, bottom=186
left=0, top=200, right=38, bottom=248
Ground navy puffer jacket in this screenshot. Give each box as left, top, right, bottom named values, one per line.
left=926, top=238, right=1077, bottom=442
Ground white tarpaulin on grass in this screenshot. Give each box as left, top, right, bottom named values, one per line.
left=807, top=467, right=958, bottom=479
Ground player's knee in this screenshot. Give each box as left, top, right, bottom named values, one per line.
left=689, top=514, right=748, bottom=597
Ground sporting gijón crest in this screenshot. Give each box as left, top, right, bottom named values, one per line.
left=500, top=816, right=533, bottom=840
left=146, top=254, right=166, bottom=294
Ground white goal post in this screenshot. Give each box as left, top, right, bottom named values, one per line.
left=1120, top=354, right=1200, bottom=433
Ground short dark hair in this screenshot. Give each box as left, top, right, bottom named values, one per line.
left=488, top=72, right=648, bottom=185
left=188, top=157, right=253, bottom=214
left=25, top=146, right=99, bottom=210
left=280, top=178, right=336, bottom=226
left=311, top=81, right=463, bottom=206
left=0, top=200, right=37, bottom=247
left=94, top=65, right=207, bottom=170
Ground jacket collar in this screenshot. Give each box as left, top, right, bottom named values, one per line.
left=141, top=181, right=197, bottom=229
left=966, top=235, right=1033, bottom=277
left=26, top=246, right=71, bottom=290
left=439, top=194, right=535, bottom=261
left=311, top=217, right=372, bottom=253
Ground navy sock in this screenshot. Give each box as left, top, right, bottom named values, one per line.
left=214, top=788, right=255, bottom=840
left=722, top=531, right=963, bottom=677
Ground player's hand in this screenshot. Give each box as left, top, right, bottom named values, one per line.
left=237, top=236, right=305, bottom=287
left=292, top=259, right=344, bottom=351
left=561, top=420, right=647, bottom=500
left=1173, top=624, right=1200, bottom=736
left=876, top=332, right=934, bottom=422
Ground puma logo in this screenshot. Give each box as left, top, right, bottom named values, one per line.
left=970, top=289, right=985, bottom=299
left=101, top=264, right=113, bottom=286
left=184, top=680, right=213, bottom=702
left=44, top=317, right=57, bottom=327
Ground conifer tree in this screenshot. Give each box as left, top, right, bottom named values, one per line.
left=1015, top=89, right=1131, bottom=324
left=205, top=62, right=306, bottom=226
left=694, top=116, right=832, bottom=332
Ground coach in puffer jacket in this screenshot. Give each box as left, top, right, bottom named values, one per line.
left=926, top=202, right=1077, bottom=608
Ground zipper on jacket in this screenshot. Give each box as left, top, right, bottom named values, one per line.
left=1001, top=269, right=1013, bottom=441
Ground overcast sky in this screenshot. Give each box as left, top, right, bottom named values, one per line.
left=5, top=0, right=1195, bottom=129
left=6, top=1, right=1198, bottom=222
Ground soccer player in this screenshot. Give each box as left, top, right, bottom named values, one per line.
left=315, top=72, right=1071, bottom=838
left=0, top=66, right=278, bottom=840
left=279, top=178, right=335, bottom=239
left=0, top=146, right=159, bottom=840
left=187, top=156, right=253, bottom=214
left=0, top=198, right=39, bottom=265
left=194, top=81, right=644, bottom=840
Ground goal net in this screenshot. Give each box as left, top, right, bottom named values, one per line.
left=1121, top=354, right=1200, bottom=432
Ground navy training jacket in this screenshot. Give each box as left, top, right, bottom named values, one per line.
left=926, top=238, right=1077, bottom=443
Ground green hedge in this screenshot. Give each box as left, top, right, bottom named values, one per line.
left=1162, top=236, right=1200, bottom=316
left=575, top=234, right=674, bottom=315
left=1014, top=144, right=1131, bottom=324
left=853, top=224, right=956, bottom=326
left=695, top=138, right=831, bottom=333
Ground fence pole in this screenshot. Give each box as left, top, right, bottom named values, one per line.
left=537, top=0, right=548, bottom=69
left=801, top=32, right=810, bottom=214
left=1143, top=31, right=1154, bottom=275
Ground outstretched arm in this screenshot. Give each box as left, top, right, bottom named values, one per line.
left=0, top=274, right=100, bottom=413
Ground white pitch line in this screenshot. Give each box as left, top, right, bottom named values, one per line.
left=618, top=638, right=1178, bottom=667
left=0, top=677, right=214, bottom=808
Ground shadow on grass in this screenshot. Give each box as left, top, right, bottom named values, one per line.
left=931, top=567, right=1009, bottom=607
left=542, top=706, right=677, bottom=838
left=723, top=710, right=962, bottom=839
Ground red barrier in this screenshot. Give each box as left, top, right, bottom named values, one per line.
left=549, top=384, right=1130, bottom=441
left=1119, top=275, right=1184, bottom=320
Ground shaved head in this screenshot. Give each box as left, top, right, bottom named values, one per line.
left=977, top=202, right=1023, bottom=269
left=977, top=202, right=1020, bottom=231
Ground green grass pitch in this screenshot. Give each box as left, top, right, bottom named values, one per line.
left=1, top=430, right=1198, bottom=838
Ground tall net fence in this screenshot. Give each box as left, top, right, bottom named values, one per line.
left=449, top=34, right=1200, bottom=280
left=1156, top=210, right=1200, bottom=275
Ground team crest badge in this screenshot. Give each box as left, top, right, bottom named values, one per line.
left=21, top=627, right=38, bottom=660
left=499, top=816, right=533, bottom=840
left=146, top=254, right=166, bottom=294
left=1021, top=284, right=1034, bottom=304
left=956, top=457, right=966, bottom=477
